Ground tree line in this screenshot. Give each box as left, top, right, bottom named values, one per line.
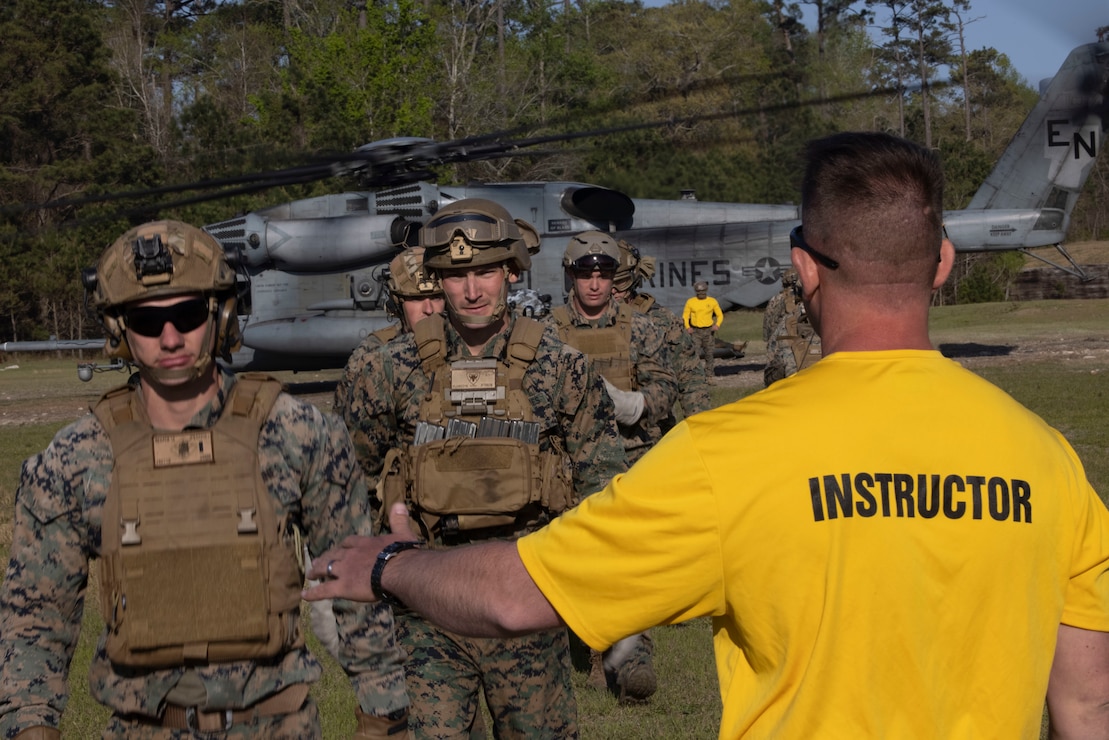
left=1, top=0, right=1105, bottom=343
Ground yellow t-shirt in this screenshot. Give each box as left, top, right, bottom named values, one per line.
left=683, top=295, right=723, bottom=329
left=519, top=349, right=1109, bottom=738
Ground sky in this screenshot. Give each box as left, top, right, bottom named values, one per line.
left=878, top=0, right=1105, bottom=87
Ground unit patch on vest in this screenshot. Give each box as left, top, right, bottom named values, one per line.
left=152, top=430, right=214, bottom=467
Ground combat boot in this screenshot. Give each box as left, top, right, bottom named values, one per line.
left=587, top=649, right=608, bottom=690
left=606, top=632, right=657, bottom=705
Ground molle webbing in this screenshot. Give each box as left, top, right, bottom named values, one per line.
left=94, top=373, right=303, bottom=667
left=629, top=293, right=656, bottom=314
left=552, top=304, right=636, bottom=391
left=385, top=316, right=572, bottom=543
left=414, top=315, right=543, bottom=423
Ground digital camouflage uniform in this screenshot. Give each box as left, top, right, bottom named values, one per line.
left=627, top=293, right=712, bottom=425
left=335, top=246, right=443, bottom=412
left=548, top=299, right=676, bottom=465
left=340, top=312, right=627, bottom=739
left=334, top=325, right=401, bottom=411
left=0, top=367, right=408, bottom=739
left=763, top=274, right=820, bottom=387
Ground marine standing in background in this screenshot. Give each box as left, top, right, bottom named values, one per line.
left=612, top=237, right=712, bottom=424
left=549, top=231, right=676, bottom=466
left=337, top=199, right=627, bottom=739
left=313, top=246, right=445, bottom=660
left=548, top=231, right=677, bottom=705
left=762, top=268, right=821, bottom=387
left=334, top=246, right=445, bottom=410
left=0, top=220, right=409, bottom=739
left=683, top=280, right=724, bottom=382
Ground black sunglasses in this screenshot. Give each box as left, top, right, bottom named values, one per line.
left=125, top=298, right=210, bottom=337
left=789, top=226, right=840, bottom=270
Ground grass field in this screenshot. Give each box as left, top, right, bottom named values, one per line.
left=1, top=298, right=1107, bottom=738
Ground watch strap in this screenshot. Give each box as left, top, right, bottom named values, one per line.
left=371, top=540, right=423, bottom=608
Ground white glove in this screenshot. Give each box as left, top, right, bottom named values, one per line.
left=602, top=377, right=645, bottom=426
left=304, top=550, right=342, bottom=660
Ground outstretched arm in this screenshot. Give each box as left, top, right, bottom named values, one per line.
left=1046, top=623, right=1109, bottom=739
left=303, top=504, right=562, bottom=638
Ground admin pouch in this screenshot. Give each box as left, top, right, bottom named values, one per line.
left=93, top=373, right=304, bottom=668
left=551, top=303, right=637, bottom=391
left=378, top=316, right=573, bottom=541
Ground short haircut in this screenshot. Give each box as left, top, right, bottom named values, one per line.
left=801, top=132, right=944, bottom=287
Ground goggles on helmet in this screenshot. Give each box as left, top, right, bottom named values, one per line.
left=421, top=210, right=515, bottom=250
left=125, top=298, right=210, bottom=337
left=570, top=253, right=619, bottom=275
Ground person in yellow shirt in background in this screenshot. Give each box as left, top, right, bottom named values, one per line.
left=682, top=281, right=724, bottom=382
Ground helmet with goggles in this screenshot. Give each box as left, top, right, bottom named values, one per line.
left=420, top=199, right=539, bottom=272
left=83, top=219, right=240, bottom=381
left=562, top=231, right=620, bottom=273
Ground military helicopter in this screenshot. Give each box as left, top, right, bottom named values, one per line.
left=6, top=42, right=1107, bottom=378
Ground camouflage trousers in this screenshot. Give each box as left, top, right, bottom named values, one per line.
left=104, top=698, right=320, bottom=739
left=690, top=327, right=716, bottom=379
left=396, top=611, right=578, bottom=739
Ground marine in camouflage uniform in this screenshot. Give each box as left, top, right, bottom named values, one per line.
left=548, top=232, right=676, bottom=465
left=313, top=247, right=445, bottom=663
left=337, top=200, right=627, bottom=739
left=333, top=247, right=445, bottom=423
left=612, top=238, right=712, bottom=425
left=763, top=269, right=821, bottom=387
left=0, top=221, right=408, bottom=740
left=547, top=232, right=676, bottom=706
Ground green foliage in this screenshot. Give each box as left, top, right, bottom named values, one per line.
left=952, top=251, right=1025, bottom=304
left=0, top=0, right=1087, bottom=338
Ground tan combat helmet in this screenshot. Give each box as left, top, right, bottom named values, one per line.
left=613, top=238, right=656, bottom=294
left=421, top=198, right=539, bottom=273
left=562, top=230, right=620, bottom=272
left=84, top=219, right=240, bottom=382
left=384, top=246, right=442, bottom=329
left=421, top=199, right=539, bottom=327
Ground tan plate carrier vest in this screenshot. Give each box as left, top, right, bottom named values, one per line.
left=551, top=303, right=637, bottom=391
left=378, top=316, right=574, bottom=544
left=94, top=373, right=304, bottom=668
left=628, top=292, right=656, bottom=315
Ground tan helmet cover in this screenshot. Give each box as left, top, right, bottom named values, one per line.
left=387, top=247, right=442, bottom=299
left=562, top=231, right=620, bottom=269
left=421, top=199, right=538, bottom=272
left=694, top=280, right=709, bottom=292
left=89, top=220, right=240, bottom=374
left=613, top=238, right=656, bottom=293
left=92, top=220, right=236, bottom=310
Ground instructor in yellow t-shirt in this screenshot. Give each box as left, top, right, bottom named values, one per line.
left=306, top=131, right=1109, bottom=740
left=682, top=281, right=723, bottom=382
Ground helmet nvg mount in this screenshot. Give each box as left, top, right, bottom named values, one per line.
left=83, top=219, right=240, bottom=382
left=384, top=246, right=443, bottom=329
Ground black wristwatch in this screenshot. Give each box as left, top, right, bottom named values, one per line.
left=370, top=540, right=423, bottom=608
